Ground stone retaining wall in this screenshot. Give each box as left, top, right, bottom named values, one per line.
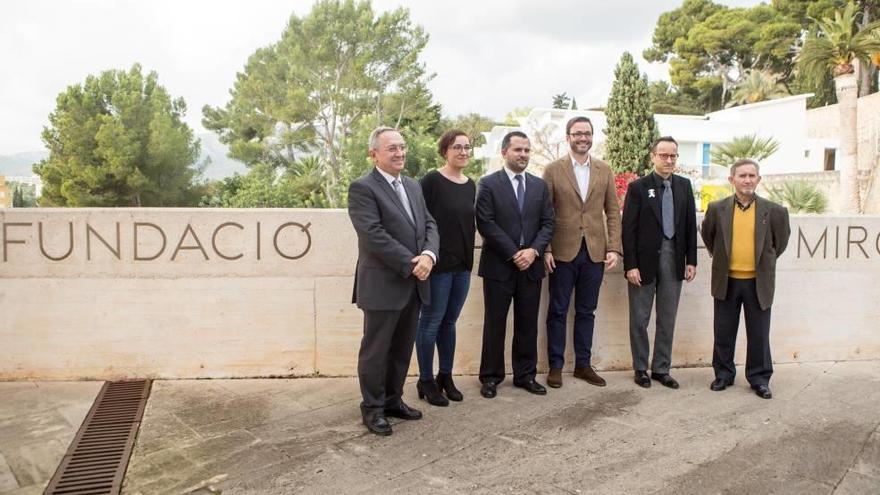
left=2, top=208, right=879, bottom=380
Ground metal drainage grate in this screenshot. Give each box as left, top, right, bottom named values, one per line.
left=45, top=379, right=152, bottom=495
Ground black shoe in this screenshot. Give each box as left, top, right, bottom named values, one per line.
left=384, top=402, right=423, bottom=420
left=417, top=379, right=449, bottom=407
left=651, top=372, right=679, bottom=389
left=436, top=372, right=463, bottom=402
left=752, top=384, right=773, bottom=399
left=514, top=380, right=547, bottom=395
left=362, top=411, right=392, bottom=436
left=634, top=370, right=651, bottom=388
left=480, top=382, right=497, bottom=399
left=710, top=378, right=733, bottom=391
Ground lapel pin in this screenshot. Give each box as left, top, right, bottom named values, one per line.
left=648, top=189, right=656, bottom=198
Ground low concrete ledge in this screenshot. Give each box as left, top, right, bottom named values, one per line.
left=2, top=209, right=880, bottom=380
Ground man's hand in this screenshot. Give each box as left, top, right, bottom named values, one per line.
left=411, top=254, right=434, bottom=281
left=625, top=268, right=642, bottom=286
left=513, top=248, right=537, bottom=271
left=604, top=252, right=620, bottom=271
left=544, top=252, right=556, bottom=273
left=685, top=264, right=697, bottom=282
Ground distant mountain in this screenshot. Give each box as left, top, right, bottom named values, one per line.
left=0, top=133, right=247, bottom=181
left=196, top=132, right=248, bottom=180
left=0, top=151, right=48, bottom=176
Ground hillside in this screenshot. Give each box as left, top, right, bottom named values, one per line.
left=0, top=133, right=246, bottom=180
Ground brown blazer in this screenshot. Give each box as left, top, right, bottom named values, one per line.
left=542, top=155, right=622, bottom=262
left=700, top=195, right=791, bottom=310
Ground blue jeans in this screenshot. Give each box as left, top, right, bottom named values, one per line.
left=416, top=271, right=471, bottom=381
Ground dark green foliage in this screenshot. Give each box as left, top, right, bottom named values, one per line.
left=649, top=81, right=704, bottom=115
left=34, top=64, right=203, bottom=206
left=645, top=0, right=880, bottom=111
left=202, top=0, right=435, bottom=207
left=604, top=52, right=658, bottom=175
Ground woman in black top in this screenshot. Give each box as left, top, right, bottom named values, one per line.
left=415, top=130, right=477, bottom=406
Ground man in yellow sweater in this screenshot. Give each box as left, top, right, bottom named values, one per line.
left=701, top=159, right=790, bottom=399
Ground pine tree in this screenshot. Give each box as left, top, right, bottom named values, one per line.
left=34, top=64, right=203, bottom=206
left=604, top=52, right=658, bottom=175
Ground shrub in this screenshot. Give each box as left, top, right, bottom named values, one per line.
left=766, top=181, right=828, bottom=214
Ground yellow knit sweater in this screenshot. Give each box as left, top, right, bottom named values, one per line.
left=729, top=204, right=756, bottom=279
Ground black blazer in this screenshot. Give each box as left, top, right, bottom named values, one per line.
left=348, top=168, right=439, bottom=311
left=476, top=169, right=554, bottom=282
left=621, top=172, right=697, bottom=284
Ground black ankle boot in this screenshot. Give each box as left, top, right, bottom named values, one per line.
left=436, top=372, right=463, bottom=401
left=416, top=379, right=449, bottom=407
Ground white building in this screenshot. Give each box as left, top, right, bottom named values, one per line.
left=476, top=94, right=834, bottom=178
left=3, top=175, right=43, bottom=198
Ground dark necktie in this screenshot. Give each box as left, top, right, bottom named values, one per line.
left=662, top=179, right=675, bottom=239
left=514, top=174, right=524, bottom=213
left=515, top=174, right=525, bottom=246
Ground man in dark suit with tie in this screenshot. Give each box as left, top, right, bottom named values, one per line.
left=622, top=136, right=697, bottom=390
left=348, top=126, right=439, bottom=435
left=476, top=131, right=554, bottom=399
left=701, top=158, right=790, bottom=399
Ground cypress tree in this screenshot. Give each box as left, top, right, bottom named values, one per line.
left=604, top=52, right=658, bottom=175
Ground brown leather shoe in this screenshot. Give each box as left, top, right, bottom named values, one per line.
left=547, top=368, right=563, bottom=388
left=573, top=366, right=606, bottom=387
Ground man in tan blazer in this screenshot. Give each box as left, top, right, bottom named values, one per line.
left=542, top=116, right=622, bottom=388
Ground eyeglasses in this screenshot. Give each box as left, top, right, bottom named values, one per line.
left=655, top=153, right=678, bottom=160
left=450, top=144, right=473, bottom=153
left=569, top=132, right=593, bottom=138
left=384, top=144, right=407, bottom=153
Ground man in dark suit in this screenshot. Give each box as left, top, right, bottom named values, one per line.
left=701, top=158, right=790, bottom=399
left=348, top=126, right=439, bottom=435
left=622, top=136, right=697, bottom=389
left=476, top=131, right=554, bottom=399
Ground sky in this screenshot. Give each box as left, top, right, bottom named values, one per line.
left=0, top=0, right=762, bottom=155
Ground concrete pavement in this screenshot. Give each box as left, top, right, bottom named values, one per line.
left=0, top=381, right=103, bottom=495
left=1, top=362, right=879, bottom=494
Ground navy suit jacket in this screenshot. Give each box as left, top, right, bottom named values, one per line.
left=476, top=169, right=554, bottom=282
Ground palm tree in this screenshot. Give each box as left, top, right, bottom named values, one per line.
left=725, top=70, right=790, bottom=108
left=711, top=134, right=781, bottom=167
left=766, top=181, right=829, bottom=214
left=552, top=92, right=572, bottom=109
left=797, top=2, right=880, bottom=213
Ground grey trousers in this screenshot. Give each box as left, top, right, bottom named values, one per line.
left=358, top=290, right=420, bottom=412
left=627, top=239, right=682, bottom=374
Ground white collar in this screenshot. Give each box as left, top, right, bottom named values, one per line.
left=503, top=167, right=526, bottom=181
left=376, top=166, right=402, bottom=185
left=570, top=153, right=591, bottom=168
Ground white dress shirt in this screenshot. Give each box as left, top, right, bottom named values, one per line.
left=570, top=153, right=591, bottom=202
left=503, top=166, right=526, bottom=197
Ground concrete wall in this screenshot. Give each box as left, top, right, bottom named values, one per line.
left=807, top=92, right=880, bottom=213
left=2, top=208, right=880, bottom=381
left=759, top=171, right=841, bottom=213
